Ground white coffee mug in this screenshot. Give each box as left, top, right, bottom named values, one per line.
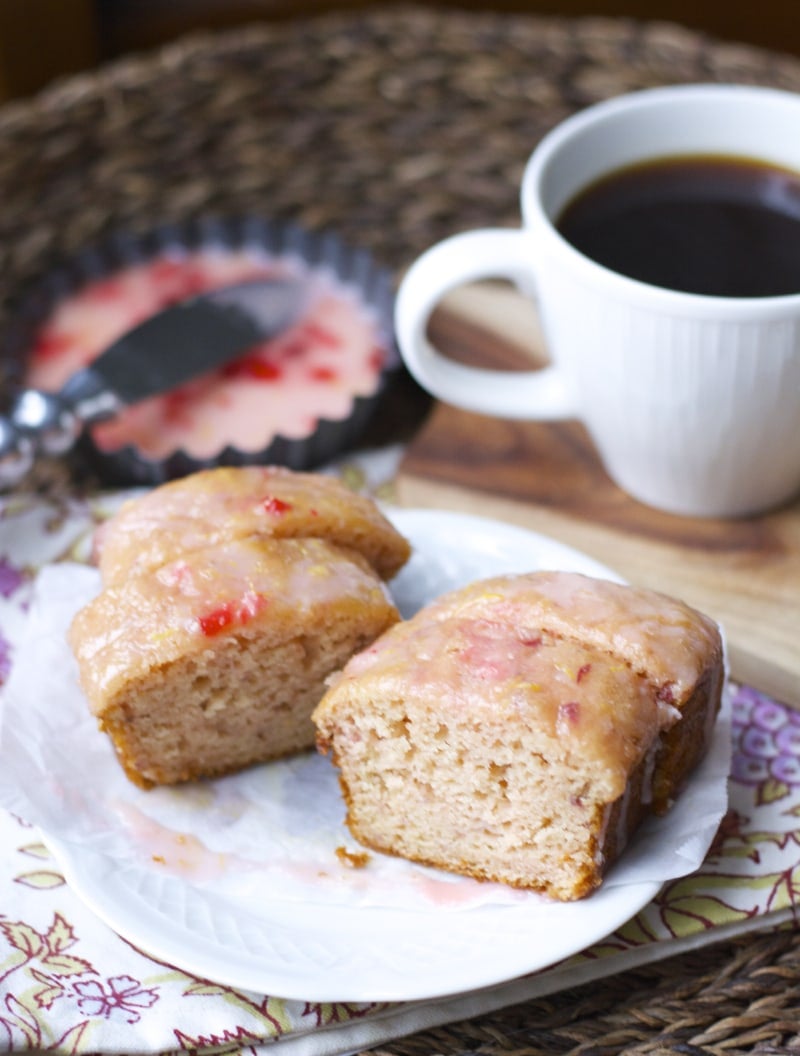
left=395, top=83, right=800, bottom=518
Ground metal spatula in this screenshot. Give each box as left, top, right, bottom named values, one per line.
left=0, top=277, right=306, bottom=488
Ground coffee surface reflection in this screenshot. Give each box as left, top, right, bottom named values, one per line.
left=556, top=155, right=800, bottom=298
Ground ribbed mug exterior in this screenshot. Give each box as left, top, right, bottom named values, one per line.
left=533, top=265, right=800, bottom=517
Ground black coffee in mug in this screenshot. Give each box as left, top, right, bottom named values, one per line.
left=556, top=154, right=800, bottom=298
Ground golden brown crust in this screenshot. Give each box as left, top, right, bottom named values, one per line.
left=649, top=650, right=725, bottom=813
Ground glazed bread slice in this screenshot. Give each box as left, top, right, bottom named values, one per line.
left=94, top=465, right=410, bottom=586
left=70, top=536, right=400, bottom=787
left=313, top=570, right=724, bottom=901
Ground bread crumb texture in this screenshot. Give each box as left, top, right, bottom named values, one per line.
left=313, top=571, right=724, bottom=901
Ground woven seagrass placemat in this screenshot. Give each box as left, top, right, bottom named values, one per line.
left=3, top=5, right=800, bottom=323
left=0, top=7, right=798, bottom=1052
left=373, top=929, right=800, bottom=1055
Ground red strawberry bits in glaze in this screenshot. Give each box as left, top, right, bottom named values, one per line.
left=22, top=222, right=401, bottom=485
left=24, top=243, right=392, bottom=465
left=198, top=591, right=268, bottom=637
left=262, top=496, right=293, bottom=516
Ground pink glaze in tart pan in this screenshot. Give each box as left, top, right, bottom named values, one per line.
left=9, top=217, right=409, bottom=485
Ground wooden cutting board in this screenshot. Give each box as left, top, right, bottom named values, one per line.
left=397, top=285, right=800, bottom=707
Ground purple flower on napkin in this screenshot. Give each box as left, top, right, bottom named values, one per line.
left=731, top=686, right=800, bottom=799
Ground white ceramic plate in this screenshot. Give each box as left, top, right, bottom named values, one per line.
left=7, top=510, right=725, bottom=1002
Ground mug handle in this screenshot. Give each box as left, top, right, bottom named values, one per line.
left=394, top=228, right=576, bottom=419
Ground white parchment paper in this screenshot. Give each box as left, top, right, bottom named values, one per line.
left=0, top=560, right=732, bottom=915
